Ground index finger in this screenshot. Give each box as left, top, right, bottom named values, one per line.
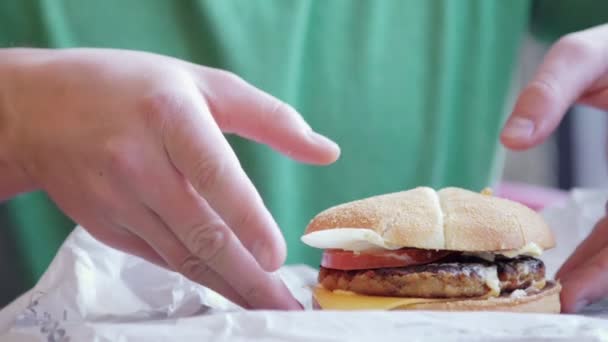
left=501, top=24, right=608, bottom=150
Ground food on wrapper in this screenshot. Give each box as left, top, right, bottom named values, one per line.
left=301, top=187, right=561, bottom=313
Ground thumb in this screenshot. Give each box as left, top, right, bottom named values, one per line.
left=197, top=68, right=340, bottom=165
left=558, top=246, right=608, bottom=313
left=501, top=25, right=608, bottom=150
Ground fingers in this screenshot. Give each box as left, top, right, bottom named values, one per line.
left=556, top=217, right=608, bottom=313
left=195, top=68, right=340, bottom=165
left=501, top=24, right=608, bottom=150
left=163, top=67, right=340, bottom=272
left=129, top=144, right=301, bottom=310
left=579, top=87, right=608, bottom=109
left=138, top=151, right=275, bottom=274
left=161, top=206, right=301, bottom=310
left=556, top=217, right=608, bottom=279
left=161, top=91, right=287, bottom=271
left=114, top=203, right=251, bottom=308
left=123, top=202, right=300, bottom=310
left=558, top=246, right=608, bottom=313
left=579, top=74, right=608, bottom=106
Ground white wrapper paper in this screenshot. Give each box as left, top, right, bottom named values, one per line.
left=1, top=189, right=608, bottom=341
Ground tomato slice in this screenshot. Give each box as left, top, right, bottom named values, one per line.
left=321, top=248, right=452, bottom=270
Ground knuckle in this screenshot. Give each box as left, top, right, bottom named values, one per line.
left=212, top=69, right=244, bottom=86
left=102, top=139, right=140, bottom=178
left=268, top=99, right=292, bottom=117
left=233, top=206, right=258, bottom=231
left=185, top=221, right=228, bottom=262
left=177, top=255, right=214, bottom=282
left=266, top=100, right=293, bottom=124
left=242, top=284, right=263, bottom=302
left=191, top=154, right=227, bottom=191
left=556, top=33, right=597, bottom=58
left=527, top=74, right=560, bottom=102
left=263, top=98, right=308, bottom=131
left=138, top=91, right=186, bottom=127
left=249, top=99, right=302, bottom=138
left=240, top=276, right=274, bottom=303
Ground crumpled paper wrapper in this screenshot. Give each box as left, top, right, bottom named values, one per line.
left=1, top=189, right=608, bottom=341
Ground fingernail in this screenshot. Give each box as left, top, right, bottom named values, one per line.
left=308, top=130, right=339, bottom=150
left=574, top=299, right=589, bottom=312
left=502, top=117, right=535, bottom=140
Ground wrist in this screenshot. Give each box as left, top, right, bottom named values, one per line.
left=0, top=48, right=44, bottom=199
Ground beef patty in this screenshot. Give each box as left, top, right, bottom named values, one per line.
left=319, top=256, right=545, bottom=298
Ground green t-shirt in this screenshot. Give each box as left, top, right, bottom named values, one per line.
left=0, top=1, right=605, bottom=303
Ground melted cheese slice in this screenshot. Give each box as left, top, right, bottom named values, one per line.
left=313, top=286, right=457, bottom=310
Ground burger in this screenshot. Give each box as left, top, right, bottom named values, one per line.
left=301, top=187, right=561, bottom=313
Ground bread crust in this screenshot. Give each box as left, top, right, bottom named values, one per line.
left=403, top=282, right=561, bottom=313
left=304, top=187, right=555, bottom=252
left=312, top=282, right=561, bottom=313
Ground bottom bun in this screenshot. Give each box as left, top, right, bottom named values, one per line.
left=313, top=282, right=561, bottom=313
left=405, top=282, right=561, bottom=313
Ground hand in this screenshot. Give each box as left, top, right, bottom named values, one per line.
left=0, top=48, right=340, bottom=310
left=556, top=215, right=608, bottom=313
left=501, top=24, right=608, bottom=149
left=500, top=24, right=608, bottom=312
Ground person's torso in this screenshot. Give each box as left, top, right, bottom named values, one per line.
left=0, top=0, right=531, bottom=266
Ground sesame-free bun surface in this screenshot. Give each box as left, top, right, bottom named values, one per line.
left=304, top=187, right=555, bottom=252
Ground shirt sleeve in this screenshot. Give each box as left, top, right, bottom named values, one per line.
left=530, top=0, right=608, bottom=42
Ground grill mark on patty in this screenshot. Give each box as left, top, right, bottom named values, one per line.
left=319, top=256, right=545, bottom=298
left=495, top=257, right=545, bottom=291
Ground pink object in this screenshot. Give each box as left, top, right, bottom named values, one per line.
left=495, top=181, right=568, bottom=211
